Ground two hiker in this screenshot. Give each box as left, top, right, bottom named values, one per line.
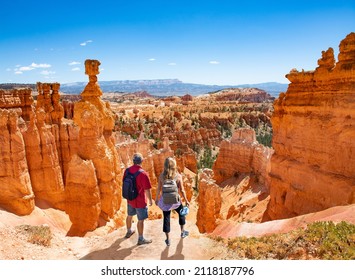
left=123, top=153, right=190, bottom=246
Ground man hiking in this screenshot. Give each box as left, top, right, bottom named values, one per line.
left=123, top=153, right=153, bottom=245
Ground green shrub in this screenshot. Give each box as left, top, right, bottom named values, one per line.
left=197, top=146, right=217, bottom=169
left=256, top=132, right=272, bottom=147
left=303, top=221, right=355, bottom=259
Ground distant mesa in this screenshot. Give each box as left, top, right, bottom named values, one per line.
left=0, top=80, right=287, bottom=97
left=59, top=80, right=287, bottom=97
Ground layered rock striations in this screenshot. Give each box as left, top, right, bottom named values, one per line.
left=266, top=32, right=355, bottom=220
left=0, top=88, right=34, bottom=121
left=65, top=155, right=101, bottom=236
left=22, top=109, right=65, bottom=210
left=0, top=84, right=73, bottom=214
left=0, top=109, right=34, bottom=215
left=196, top=169, right=222, bottom=233
left=36, top=82, right=65, bottom=125
left=212, top=128, right=273, bottom=185
left=212, top=88, right=274, bottom=103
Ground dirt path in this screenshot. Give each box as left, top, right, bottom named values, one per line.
left=0, top=207, right=235, bottom=260
left=79, top=219, right=232, bottom=260
left=1, top=203, right=355, bottom=260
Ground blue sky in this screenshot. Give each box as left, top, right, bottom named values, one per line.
left=1, top=0, right=354, bottom=85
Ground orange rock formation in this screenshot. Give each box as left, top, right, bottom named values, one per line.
left=36, top=82, right=65, bottom=125
left=196, top=169, right=222, bottom=233
left=65, top=155, right=101, bottom=236
left=213, top=88, right=274, bottom=103
left=0, top=57, right=275, bottom=237
left=266, top=32, right=355, bottom=220
left=0, top=108, right=34, bottom=215
left=66, top=59, right=121, bottom=233
left=213, top=128, right=273, bottom=185
left=0, top=88, right=34, bottom=121
left=22, top=109, right=65, bottom=210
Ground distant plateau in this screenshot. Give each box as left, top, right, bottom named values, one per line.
left=1, top=79, right=288, bottom=97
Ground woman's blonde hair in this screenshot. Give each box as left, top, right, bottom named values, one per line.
left=163, top=157, right=177, bottom=180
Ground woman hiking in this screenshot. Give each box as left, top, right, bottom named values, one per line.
left=155, top=157, right=190, bottom=246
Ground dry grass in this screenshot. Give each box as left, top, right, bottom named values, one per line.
left=15, top=225, right=52, bottom=247
left=211, top=221, right=355, bottom=260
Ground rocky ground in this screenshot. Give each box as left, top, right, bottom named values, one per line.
left=1, top=202, right=354, bottom=260
left=0, top=203, right=239, bottom=260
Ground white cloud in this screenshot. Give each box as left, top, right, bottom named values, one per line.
left=69, top=61, right=80, bottom=66
left=168, top=62, right=177, bottom=66
left=31, top=63, right=51, bottom=68
left=14, top=63, right=52, bottom=74
left=71, top=67, right=80, bottom=71
left=80, top=40, right=93, bottom=46
left=40, top=70, right=56, bottom=75
left=209, top=60, right=220, bottom=65
left=19, top=66, right=35, bottom=71
left=148, top=58, right=156, bottom=61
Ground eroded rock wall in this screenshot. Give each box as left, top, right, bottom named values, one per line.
left=196, top=169, right=222, bottom=233
left=22, top=109, right=65, bottom=210
left=212, top=128, right=273, bottom=185
left=67, top=60, right=121, bottom=228
left=65, top=155, right=101, bottom=236
left=0, top=88, right=34, bottom=121
left=0, top=109, right=34, bottom=215
left=266, top=32, right=355, bottom=220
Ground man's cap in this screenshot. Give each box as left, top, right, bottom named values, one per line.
left=133, top=153, right=143, bottom=164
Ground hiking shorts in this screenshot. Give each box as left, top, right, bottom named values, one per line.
left=127, top=204, right=148, bottom=220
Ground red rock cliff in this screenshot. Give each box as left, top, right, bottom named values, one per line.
left=266, top=32, right=355, bottom=220
left=212, top=128, right=273, bottom=185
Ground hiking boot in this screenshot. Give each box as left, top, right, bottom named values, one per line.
left=181, top=230, right=189, bottom=238
left=137, top=238, right=152, bottom=245
left=165, top=239, right=170, bottom=246
left=125, top=230, right=135, bottom=238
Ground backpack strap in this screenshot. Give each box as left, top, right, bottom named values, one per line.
left=174, top=174, right=181, bottom=189
left=124, top=168, right=131, bottom=177
left=124, top=168, right=142, bottom=179
left=133, top=169, right=143, bottom=178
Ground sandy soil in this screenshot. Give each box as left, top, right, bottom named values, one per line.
left=1, top=201, right=354, bottom=260
left=0, top=205, right=237, bottom=260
